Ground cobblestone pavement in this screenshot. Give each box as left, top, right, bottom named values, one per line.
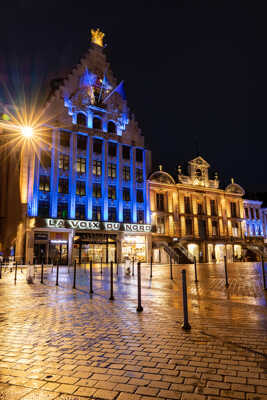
left=0, top=261, right=267, bottom=400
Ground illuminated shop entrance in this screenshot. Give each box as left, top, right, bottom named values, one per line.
left=73, top=233, right=117, bottom=263
left=121, top=235, right=146, bottom=262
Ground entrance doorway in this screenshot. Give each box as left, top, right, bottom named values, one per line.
left=34, top=243, right=47, bottom=264
left=49, top=242, right=68, bottom=265
left=73, top=233, right=117, bottom=263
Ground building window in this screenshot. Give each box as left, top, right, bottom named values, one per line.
left=250, top=208, right=254, bottom=219
left=123, top=208, right=131, bottom=223
left=255, top=209, right=259, bottom=219
left=77, top=135, right=87, bottom=151
left=76, top=204, right=85, bottom=220
left=93, top=139, right=102, bottom=154
left=93, top=183, right=101, bottom=198
left=245, top=207, right=249, bottom=219
left=197, top=203, right=204, bottom=215
left=39, top=175, right=50, bottom=192
left=212, top=221, right=218, bottom=236
left=108, top=163, right=116, bottom=179
left=57, top=203, right=68, bottom=219
left=230, top=202, right=237, bottom=218
left=38, top=201, right=49, bottom=218
left=184, top=196, right=191, bottom=214
left=136, top=168, right=143, bottom=183
left=108, top=142, right=117, bottom=157
left=60, top=131, right=70, bottom=147
left=59, top=154, right=69, bottom=171
left=76, top=181, right=86, bottom=196
left=77, top=113, right=87, bottom=126
left=108, top=121, right=116, bottom=133
left=137, top=190, right=144, bottom=203
left=92, top=206, right=101, bottom=221
left=40, top=151, right=51, bottom=169
left=156, top=216, right=165, bottom=234
left=156, top=193, right=164, bottom=211
left=58, top=178, right=69, bottom=194
left=137, top=210, right=144, bottom=224
left=92, top=117, right=101, bottom=130
left=76, top=157, right=86, bottom=174
left=108, top=186, right=116, bottom=200
left=232, top=222, right=239, bottom=237
left=122, top=145, right=130, bottom=160
left=123, top=166, right=130, bottom=181
left=45, top=129, right=53, bottom=145
left=196, top=168, right=202, bottom=177
left=185, top=218, right=193, bottom=235
left=136, top=148, right=143, bottom=163
left=210, top=199, right=217, bottom=216
left=93, top=160, right=102, bottom=176
left=123, top=188, right=130, bottom=201
left=108, top=207, right=116, bottom=222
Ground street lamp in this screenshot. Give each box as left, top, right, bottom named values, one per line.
left=21, top=126, right=33, bottom=138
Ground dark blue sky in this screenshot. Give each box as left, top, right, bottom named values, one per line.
left=0, top=1, right=266, bottom=191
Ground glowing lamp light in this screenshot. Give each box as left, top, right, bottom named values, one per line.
left=21, top=126, right=33, bottom=138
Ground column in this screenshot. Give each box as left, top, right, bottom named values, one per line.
left=86, top=136, right=92, bottom=219
left=117, top=143, right=123, bottom=222
left=69, top=132, right=76, bottom=219
left=102, top=140, right=108, bottom=221
left=51, top=129, right=58, bottom=218
left=131, top=147, right=137, bottom=223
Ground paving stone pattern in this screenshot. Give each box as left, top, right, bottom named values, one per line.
left=0, top=261, right=266, bottom=399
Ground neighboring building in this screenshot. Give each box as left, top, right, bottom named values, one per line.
left=149, top=156, right=248, bottom=263
left=243, top=199, right=266, bottom=259
left=0, top=29, right=152, bottom=264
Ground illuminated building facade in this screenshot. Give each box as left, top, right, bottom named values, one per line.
left=0, top=30, right=152, bottom=264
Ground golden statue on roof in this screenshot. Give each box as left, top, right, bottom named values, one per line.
left=91, top=28, right=105, bottom=47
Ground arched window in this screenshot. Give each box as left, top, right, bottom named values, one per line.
left=77, top=113, right=87, bottom=126
left=108, top=121, right=116, bottom=133
left=196, top=168, right=202, bottom=177
left=93, top=117, right=102, bottom=130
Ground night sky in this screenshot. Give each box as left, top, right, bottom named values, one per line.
left=0, top=1, right=266, bottom=192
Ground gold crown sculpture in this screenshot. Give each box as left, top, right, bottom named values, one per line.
left=90, top=28, right=105, bottom=47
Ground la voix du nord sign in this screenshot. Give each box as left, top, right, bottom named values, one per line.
left=46, top=219, right=151, bottom=233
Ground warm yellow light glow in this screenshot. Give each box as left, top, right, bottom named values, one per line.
left=91, top=28, right=105, bottom=47
left=21, top=126, right=33, bottom=138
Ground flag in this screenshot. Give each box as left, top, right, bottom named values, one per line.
left=80, top=68, right=97, bottom=88
left=103, top=80, right=126, bottom=103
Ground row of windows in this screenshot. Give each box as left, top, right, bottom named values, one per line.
left=39, top=176, right=144, bottom=201
left=244, top=207, right=260, bottom=220
left=38, top=201, right=145, bottom=223
left=76, top=113, right=117, bottom=134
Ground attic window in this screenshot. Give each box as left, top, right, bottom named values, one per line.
left=196, top=169, right=202, bottom=177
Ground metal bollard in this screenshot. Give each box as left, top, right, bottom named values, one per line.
left=73, top=260, right=77, bottom=289
left=56, top=264, right=59, bottom=286
left=109, top=261, right=114, bottom=300
left=100, top=257, right=103, bottom=275
left=116, top=258, right=119, bottom=275
left=261, top=256, right=267, bottom=290
left=224, top=256, right=229, bottom=288
left=181, top=269, right=191, bottom=330
left=150, top=255, right=153, bottom=279
left=89, top=260, right=93, bottom=294
left=14, top=262, right=18, bottom=283
left=136, top=262, right=143, bottom=312
left=194, top=256, right=198, bottom=283
left=170, top=256, right=173, bottom=280
left=132, top=257, right=135, bottom=276
left=41, top=260, right=44, bottom=284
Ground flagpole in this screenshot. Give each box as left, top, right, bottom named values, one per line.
left=98, top=67, right=108, bottom=104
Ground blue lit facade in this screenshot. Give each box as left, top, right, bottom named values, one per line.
left=243, top=199, right=265, bottom=237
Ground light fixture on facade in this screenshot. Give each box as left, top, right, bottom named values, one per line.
left=21, top=126, right=34, bottom=138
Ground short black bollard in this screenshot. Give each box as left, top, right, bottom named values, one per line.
left=73, top=260, right=77, bottom=289
left=150, top=255, right=152, bottom=279
left=41, top=260, right=44, bottom=284
left=116, top=258, right=119, bottom=275
left=132, top=257, right=135, bottom=276
left=181, top=269, right=191, bottom=330
left=56, top=264, right=59, bottom=286
left=194, top=256, right=198, bottom=283
left=136, top=262, right=143, bottom=312
left=89, top=260, right=94, bottom=294
left=224, top=256, right=229, bottom=288
left=100, top=257, right=103, bottom=275
left=261, top=256, right=267, bottom=290
left=170, top=256, right=173, bottom=280
left=109, top=261, right=114, bottom=300
left=14, top=262, right=18, bottom=283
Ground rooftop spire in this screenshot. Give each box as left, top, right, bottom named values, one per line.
left=90, top=28, right=105, bottom=47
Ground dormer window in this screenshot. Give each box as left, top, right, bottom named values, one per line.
left=77, top=113, right=87, bottom=126
left=196, top=168, right=202, bottom=177
left=108, top=121, right=116, bottom=133
left=93, top=117, right=102, bottom=130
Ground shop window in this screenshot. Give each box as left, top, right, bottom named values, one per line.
left=108, top=121, right=116, bottom=133
left=93, top=206, right=101, bottom=221
left=136, top=148, right=143, bottom=163
left=210, top=199, right=217, bottom=216
left=123, top=188, right=130, bottom=201
left=197, top=203, right=204, bottom=215
left=108, top=186, right=116, bottom=200
left=76, top=157, right=86, bottom=174
left=77, top=135, right=87, bottom=151
left=156, top=216, right=165, bottom=234
left=137, top=210, right=144, bottom=224
left=186, top=218, right=193, bottom=235
left=108, top=207, right=116, bottom=222
left=93, top=160, right=102, bottom=176
left=108, top=163, right=116, bottom=179
left=93, top=138, right=102, bottom=154
left=38, top=201, right=49, bottom=218
left=123, top=208, right=131, bottom=223
left=39, top=175, right=50, bottom=192
left=108, top=142, right=117, bottom=157
left=232, top=222, right=239, bottom=237
left=93, top=117, right=102, bottom=130
left=156, top=193, right=164, bottom=211
left=136, top=168, right=143, bottom=183
left=123, top=166, right=130, bottom=181
left=58, top=178, right=69, bottom=194
left=76, top=204, right=85, bottom=220
left=122, top=145, right=130, bottom=160
left=93, top=183, right=102, bottom=198
left=60, top=131, right=70, bottom=147
left=77, top=113, right=87, bottom=126
left=136, top=190, right=144, bottom=203
left=40, top=151, right=51, bottom=169
left=57, top=202, right=68, bottom=219
left=184, top=196, right=191, bottom=214
left=212, top=221, right=218, bottom=236
left=59, top=154, right=69, bottom=171
left=76, top=181, right=86, bottom=196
